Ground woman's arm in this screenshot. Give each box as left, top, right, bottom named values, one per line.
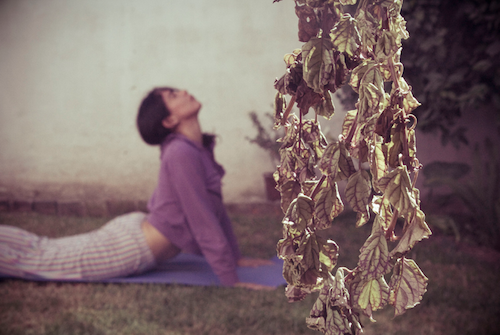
left=165, top=141, right=239, bottom=286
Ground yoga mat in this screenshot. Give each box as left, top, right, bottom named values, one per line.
left=1, top=254, right=287, bottom=287
left=103, top=254, right=286, bottom=287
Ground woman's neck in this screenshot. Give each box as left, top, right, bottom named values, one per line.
left=174, top=116, right=203, bottom=146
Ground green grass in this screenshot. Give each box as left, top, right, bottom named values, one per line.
left=1, top=206, right=500, bottom=334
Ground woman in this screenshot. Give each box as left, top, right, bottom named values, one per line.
left=0, top=87, right=271, bottom=289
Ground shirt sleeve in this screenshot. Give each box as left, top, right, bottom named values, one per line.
left=164, top=142, right=239, bottom=286
left=219, top=206, right=241, bottom=261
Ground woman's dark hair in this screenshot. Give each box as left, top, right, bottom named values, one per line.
left=137, top=87, right=175, bottom=145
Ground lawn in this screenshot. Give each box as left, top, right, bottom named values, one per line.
left=1, top=205, right=499, bottom=335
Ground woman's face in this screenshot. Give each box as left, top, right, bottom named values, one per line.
left=161, top=89, right=202, bottom=124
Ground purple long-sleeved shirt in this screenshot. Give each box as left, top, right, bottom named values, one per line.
left=147, top=133, right=241, bottom=286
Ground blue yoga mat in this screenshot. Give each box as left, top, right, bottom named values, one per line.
left=105, top=254, right=286, bottom=287
left=1, top=254, right=287, bottom=287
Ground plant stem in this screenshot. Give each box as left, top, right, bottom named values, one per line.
left=281, top=95, right=297, bottom=126
left=385, top=207, right=399, bottom=241
left=310, top=174, right=327, bottom=199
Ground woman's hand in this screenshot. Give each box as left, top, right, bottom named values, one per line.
left=234, top=282, right=276, bottom=291
left=237, top=257, right=274, bottom=267
left=234, top=257, right=278, bottom=290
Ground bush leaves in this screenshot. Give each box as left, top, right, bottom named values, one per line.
left=303, top=37, right=336, bottom=93
left=378, top=165, right=417, bottom=215
left=272, top=0, right=430, bottom=333
left=330, top=14, right=361, bottom=57
left=345, top=170, right=372, bottom=226
left=389, top=258, right=428, bottom=316
left=358, top=216, right=391, bottom=280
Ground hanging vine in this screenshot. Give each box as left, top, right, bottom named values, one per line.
left=272, top=0, right=431, bottom=333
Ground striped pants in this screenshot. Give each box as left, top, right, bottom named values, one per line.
left=0, top=212, right=156, bottom=280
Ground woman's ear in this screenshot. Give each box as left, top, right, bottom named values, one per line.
left=161, top=116, right=179, bottom=129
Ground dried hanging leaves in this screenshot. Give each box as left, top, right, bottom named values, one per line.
left=272, top=0, right=431, bottom=334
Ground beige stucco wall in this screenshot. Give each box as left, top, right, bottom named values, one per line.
left=3, top=0, right=492, bottom=207
left=1, top=0, right=342, bottom=204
